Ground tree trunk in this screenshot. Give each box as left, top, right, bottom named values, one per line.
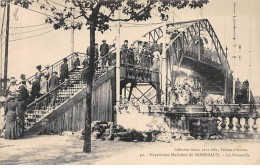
left=83, top=21, right=95, bottom=153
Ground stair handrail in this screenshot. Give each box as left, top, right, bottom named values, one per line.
left=27, top=49, right=117, bottom=109
left=27, top=52, right=86, bottom=84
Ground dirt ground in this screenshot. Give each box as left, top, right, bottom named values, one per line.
left=0, top=135, right=260, bottom=165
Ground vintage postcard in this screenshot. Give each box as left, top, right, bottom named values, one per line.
left=0, top=0, right=259, bottom=165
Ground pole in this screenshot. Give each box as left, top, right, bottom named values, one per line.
left=248, top=17, right=252, bottom=102
left=232, top=0, right=237, bottom=104
left=71, top=8, right=75, bottom=54
left=198, top=23, right=201, bottom=61
left=0, top=6, right=6, bottom=92
left=161, top=20, right=167, bottom=105
left=4, top=1, right=10, bottom=92
left=115, top=10, right=120, bottom=122
left=70, top=4, right=75, bottom=68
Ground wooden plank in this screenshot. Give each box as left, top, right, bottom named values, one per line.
left=78, top=100, right=83, bottom=130
left=54, top=117, right=58, bottom=134
left=93, top=67, right=116, bottom=89
left=69, top=107, right=73, bottom=131
left=72, top=104, right=76, bottom=131
left=61, top=114, right=64, bottom=133
left=111, top=77, right=117, bottom=123
left=75, top=103, right=79, bottom=131
left=64, top=109, right=68, bottom=131
left=81, top=98, right=86, bottom=129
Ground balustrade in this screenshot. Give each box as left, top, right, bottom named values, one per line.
left=208, top=104, right=260, bottom=138
left=220, top=116, right=227, bottom=131
left=236, top=116, right=242, bottom=132
left=228, top=116, right=234, bottom=131
left=252, top=117, right=258, bottom=133
left=116, top=104, right=259, bottom=139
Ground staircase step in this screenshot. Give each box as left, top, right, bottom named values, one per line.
left=26, top=110, right=35, bottom=114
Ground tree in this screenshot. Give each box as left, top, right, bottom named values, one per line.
left=1, top=0, right=208, bottom=153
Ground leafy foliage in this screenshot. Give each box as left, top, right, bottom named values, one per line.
left=1, top=0, right=209, bottom=33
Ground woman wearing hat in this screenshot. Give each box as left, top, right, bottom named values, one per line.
left=35, top=65, right=43, bottom=80
left=4, top=94, right=20, bottom=139
left=7, top=78, right=18, bottom=96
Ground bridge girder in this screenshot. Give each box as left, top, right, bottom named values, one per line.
left=141, top=19, right=234, bottom=103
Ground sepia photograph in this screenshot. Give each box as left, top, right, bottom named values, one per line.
left=0, top=0, right=259, bottom=165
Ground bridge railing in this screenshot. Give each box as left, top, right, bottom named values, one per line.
left=122, top=50, right=160, bottom=71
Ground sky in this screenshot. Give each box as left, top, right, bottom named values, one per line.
left=0, top=0, right=260, bottom=95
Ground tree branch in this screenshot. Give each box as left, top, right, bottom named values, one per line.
left=73, top=0, right=89, bottom=20
left=108, top=1, right=153, bottom=22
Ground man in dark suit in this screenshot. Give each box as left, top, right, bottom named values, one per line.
left=49, top=71, right=59, bottom=107
left=30, top=79, right=40, bottom=102
left=100, top=40, right=109, bottom=68
left=16, top=81, right=29, bottom=137
left=100, top=40, right=109, bottom=56
left=60, top=58, right=69, bottom=90
left=60, top=58, right=69, bottom=83
left=121, top=40, right=128, bottom=64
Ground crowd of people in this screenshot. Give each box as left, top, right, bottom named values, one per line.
left=0, top=79, right=29, bottom=139
left=0, top=39, right=166, bottom=140
left=83, top=40, right=163, bottom=73
left=0, top=58, right=68, bottom=139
